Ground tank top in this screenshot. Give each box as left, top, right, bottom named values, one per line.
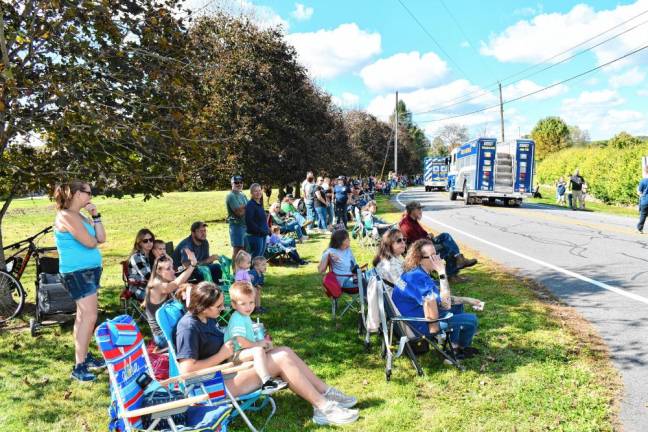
left=54, top=217, right=102, bottom=273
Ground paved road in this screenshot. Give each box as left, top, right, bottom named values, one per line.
left=395, top=187, right=648, bottom=431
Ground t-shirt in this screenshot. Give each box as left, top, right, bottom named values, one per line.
left=334, top=184, right=349, bottom=204
left=281, top=202, right=297, bottom=214
left=322, top=247, right=357, bottom=286
left=224, top=311, right=257, bottom=351
left=302, top=180, right=315, bottom=203
left=235, top=269, right=251, bottom=283
left=639, top=178, right=648, bottom=206
left=173, top=235, right=210, bottom=268
left=314, top=185, right=327, bottom=208
left=175, top=313, right=225, bottom=361
left=226, top=191, right=248, bottom=225
left=394, top=266, right=441, bottom=335
left=570, top=175, right=584, bottom=191
left=249, top=268, right=265, bottom=286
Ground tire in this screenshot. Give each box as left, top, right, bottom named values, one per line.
left=463, top=183, right=470, bottom=205
left=449, top=190, right=457, bottom=201
left=0, top=270, right=25, bottom=324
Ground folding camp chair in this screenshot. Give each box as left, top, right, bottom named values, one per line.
left=156, top=302, right=276, bottom=431
left=119, top=260, right=146, bottom=322
left=375, top=275, right=463, bottom=381
left=351, top=207, right=375, bottom=249
left=322, top=262, right=366, bottom=320
left=95, top=314, right=255, bottom=432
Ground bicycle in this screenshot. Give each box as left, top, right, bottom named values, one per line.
left=0, top=226, right=55, bottom=324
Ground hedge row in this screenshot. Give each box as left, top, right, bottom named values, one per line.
left=535, top=143, right=648, bottom=205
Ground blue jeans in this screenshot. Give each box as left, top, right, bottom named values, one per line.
left=315, top=206, right=328, bottom=230
left=247, top=235, right=267, bottom=258
left=444, top=304, right=478, bottom=348
left=305, top=200, right=314, bottom=224
left=327, top=204, right=334, bottom=226
left=291, top=211, right=306, bottom=226
left=432, top=232, right=461, bottom=276
left=229, top=224, right=246, bottom=248
left=638, top=203, right=648, bottom=231
left=281, top=220, right=304, bottom=239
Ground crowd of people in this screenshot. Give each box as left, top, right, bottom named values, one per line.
left=554, top=169, right=588, bottom=210
left=52, top=172, right=482, bottom=427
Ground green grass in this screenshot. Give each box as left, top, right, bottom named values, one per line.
left=529, top=185, right=638, bottom=218
left=0, top=190, right=620, bottom=431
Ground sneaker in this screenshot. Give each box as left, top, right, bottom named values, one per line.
left=261, top=378, right=288, bottom=395
left=638, top=229, right=644, bottom=234
left=324, top=386, right=357, bottom=408
left=312, top=400, right=359, bottom=426
left=84, top=353, right=106, bottom=370
left=71, top=363, right=96, bottom=382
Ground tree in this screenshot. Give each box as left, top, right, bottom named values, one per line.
left=0, top=0, right=196, bottom=268
left=568, top=125, right=591, bottom=146
left=607, top=131, right=642, bottom=149
left=531, top=117, right=570, bottom=159
left=343, top=110, right=392, bottom=177
left=429, top=136, right=449, bottom=156
left=435, top=124, right=469, bottom=150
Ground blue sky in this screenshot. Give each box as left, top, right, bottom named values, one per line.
left=188, top=0, right=648, bottom=140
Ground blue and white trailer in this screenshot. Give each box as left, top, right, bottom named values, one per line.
left=447, top=138, right=535, bottom=206
left=423, top=156, right=449, bottom=192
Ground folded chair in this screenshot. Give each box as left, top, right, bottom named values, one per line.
left=375, top=275, right=464, bottom=381
left=156, top=302, right=276, bottom=431
left=95, top=314, right=254, bottom=432
left=119, top=260, right=146, bottom=322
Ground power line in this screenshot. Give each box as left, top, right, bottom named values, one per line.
left=410, top=7, right=648, bottom=116
left=396, top=0, right=474, bottom=82
left=416, top=41, right=648, bottom=124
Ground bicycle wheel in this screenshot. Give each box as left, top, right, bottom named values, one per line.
left=0, top=270, right=25, bottom=324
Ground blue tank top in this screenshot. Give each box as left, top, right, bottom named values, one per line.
left=55, top=218, right=102, bottom=273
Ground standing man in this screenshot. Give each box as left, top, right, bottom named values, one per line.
left=637, top=166, right=648, bottom=234
left=569, top=169, right=585, bottom=210
left=333, top=176, right=351, bottom=227
left=226, top=175, right=248, bottom=263
left=172, top=222, right=222, bottom=283
left=245, top=183, right=271, bottom=258
left=302, top=171, right=316, bottom=229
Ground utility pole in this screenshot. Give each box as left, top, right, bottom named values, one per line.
left=499, top=82, right=505, bottom=144
left=394, top=91, right=399, bottom=176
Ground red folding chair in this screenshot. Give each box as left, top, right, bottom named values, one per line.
left=119, top=260, right=146, bottom=321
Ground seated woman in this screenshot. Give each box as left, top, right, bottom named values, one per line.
left=390, top=238, right=481, bottom=359
left=318, top=229, right=361, bottom=288
left=269, top=202, right=308, bottom=242
left=145, top=249, right=197, bottom=350
left=127, top=228, right=156, bottom=300
left=280, top=195, right=309, bottom=228
left=361, top=201, right=392, bottom=237
left=175, top=282, right=359, bottom=426
left=373, top=228, right=407, bottom=291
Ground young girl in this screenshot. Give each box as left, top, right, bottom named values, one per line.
left=225, top=282, right=287, bottom=394
left=234, top=250, right=265, bottom=313
left=249, top=256, right=268, bottom=290
left=268, top=226, right=307, bottom=265
left=145, top=249, right=196, bottom=350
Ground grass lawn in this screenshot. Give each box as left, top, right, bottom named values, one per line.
left=0, top=190, right=620, bottom=431
left=529, top=185, right=638, bottom=218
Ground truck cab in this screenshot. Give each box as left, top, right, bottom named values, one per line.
left=424, top=156, right=449, bottom=192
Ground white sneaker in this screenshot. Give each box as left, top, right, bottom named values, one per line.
left=324, top=387, right=357, bottom=408
left=312, top=401, right=359, bottom=426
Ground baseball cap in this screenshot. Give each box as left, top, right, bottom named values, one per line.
left=405, top=201, right=422, bottom=213
left=337, top=176, right=345, bottom=180
left=191, top=221, right=208, bottom=232
left=231, top=175, right=243, bottom=183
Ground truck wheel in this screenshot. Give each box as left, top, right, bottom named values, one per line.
left=463, top=184, right=470, bottom=205
left=449, top=190, right=457, bottom=201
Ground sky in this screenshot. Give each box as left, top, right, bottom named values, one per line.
left=186, top=0, right=648, bottom=141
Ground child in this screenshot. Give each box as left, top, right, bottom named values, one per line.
left=249, top=256, right=267, bottom=290
left=235, top=250, right=265, bottom=313
left=225, top=282, right=287, bottom=394
left=556, top=177, right=566, bottom=206
left=268, top=226, right=308, bottom=265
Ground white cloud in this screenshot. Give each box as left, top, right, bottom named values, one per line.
left=359, top=51, right=448, bottom=92
left=503, top=79, right=569, bottom=101
left=285, top=23, right=381, bottom=79
left=460, top=41, right=470, bottom=48
left=585, top=77, right=599, bottom=86
left=638, top=88, right=648, bottom=96
left=331, top=92, right=360, bottom=108
left=560, top=89, right=647, bottom=138
left=480, top=0, right=648, bottom=68
left=291, top=3, right=313, bottom=21
left=185, top=0, right=288, bottom=30
left=609, top=66, right=645, bottom=88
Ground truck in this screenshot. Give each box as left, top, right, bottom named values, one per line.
left=423, top=156, right=449, bottom=192
left=447, top=137, right=535, bottom=206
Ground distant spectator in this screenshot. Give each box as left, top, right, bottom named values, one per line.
left=569, top=169, right=585, bottom=210
left=301, top=172, right=316, bottom=227
left=361, top=201, right=392, bottom=237
left=268, top=225, right=307, bottom=265
left=128, top=228, right=156, bottom=288
left=318, top=230, right=361, bottom=288
left=172, top=221, right=223, bottom=283
left=323, top=177, right=335, bottom=227
left=226, top=175, right=248, bottom=264
left=269, top=202, right=307, bottom=242
left=637, top=166, right=648, bottom=234
left=333, top=176, right=351, bottom=227
left=246, top=183, right=271, bottom=258
left=314, top=176, right=329, bottom=233
left=556, top=177, right=567, bottom=206
left=281, top=194, right=308, bottom=228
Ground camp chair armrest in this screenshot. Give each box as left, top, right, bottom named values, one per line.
left=158, top=361, right=254, bottom=386
left=121, top=394, right=209, bottom=419
left=391, top=312, right=453, bottom=323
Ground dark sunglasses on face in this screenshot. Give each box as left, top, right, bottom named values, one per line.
left=141, top=238, right=153, bottom=244
left=395, top=238, right=405, bottom=243
left=233, top=182, right=242, bottom=185
left=421, top=255, right=437, bottom=260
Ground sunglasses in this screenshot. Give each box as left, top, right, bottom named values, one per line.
left=141, top=238, right=154, bottom=244
left=421, top=255, right=438, bottom=260
left=233, top=181, right=242, bottom=185
left=395, top=238, right=405, bottom=243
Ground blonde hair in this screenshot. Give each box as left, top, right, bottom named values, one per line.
left=234, top=250, right=252, bottom=271
left=53, top=180, right=88, bottom=210
left=403, top=239, right=435, bottom=272
left=271, top=225, right=281, bottom=234
left=251, top=256, right=267, bottom=269
left=230, top=281, right=257, bottom=305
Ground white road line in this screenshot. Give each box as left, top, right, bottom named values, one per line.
left=396, top=190, right=648, bottom=306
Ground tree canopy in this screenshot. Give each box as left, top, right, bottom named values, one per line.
left=531, top=116, right=571, bottom=160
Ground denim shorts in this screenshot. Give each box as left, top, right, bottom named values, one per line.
left=60, top=267, right=102, bottom=301
left=229, top=224, right=246, bottom=247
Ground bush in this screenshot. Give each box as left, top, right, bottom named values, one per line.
left=536, top=141, right=648, bottom=205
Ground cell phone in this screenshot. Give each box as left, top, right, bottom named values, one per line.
left=136, top=372, right=153, bottom=389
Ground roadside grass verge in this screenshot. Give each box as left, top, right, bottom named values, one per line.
left=0, top=191, right=620, bottom=431
left=529, top=185, right=638, bottom=218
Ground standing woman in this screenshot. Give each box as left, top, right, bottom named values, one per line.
left=54, top=180, right=106, bottom=382
left=245, top=183, right=271, bottom=258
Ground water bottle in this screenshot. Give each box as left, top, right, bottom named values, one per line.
left=252, top=317, right=265, bottom=342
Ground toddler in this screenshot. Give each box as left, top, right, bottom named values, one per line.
left=225, top=282, right=287, bottom=394
left=249, top=256, right=268, bottom=313
left=234, top=250, right=265, bottom=313
left=268, top=226, right=307, bottom=265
